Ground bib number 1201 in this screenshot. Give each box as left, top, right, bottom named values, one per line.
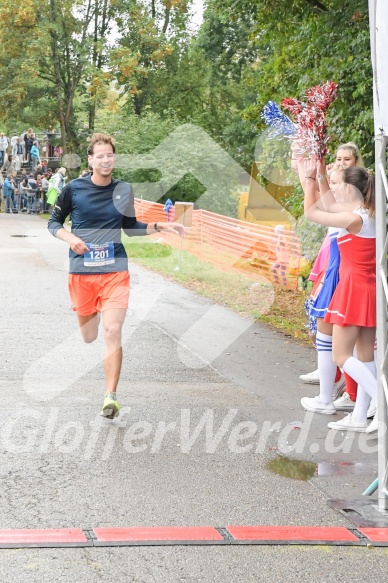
left=91, top=248, right=109, bottom=260
left=84, top=241, right=115, bottom=266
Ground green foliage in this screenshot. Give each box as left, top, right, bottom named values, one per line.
left=113, top=0, right=192, bottom=115
left=295, top=215, right=327, bottom=262
left=0, top=0, right=374, bottom=224
left=220, top=0, right=373, bottom=165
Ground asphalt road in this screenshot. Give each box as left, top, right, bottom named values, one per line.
left=0, top=212, right=385, bottom=583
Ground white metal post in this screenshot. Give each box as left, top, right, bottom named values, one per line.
left=376, top=134, right=388, bottom=510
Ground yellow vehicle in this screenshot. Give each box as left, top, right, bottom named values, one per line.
left=238, top=163, right=293, bottom=230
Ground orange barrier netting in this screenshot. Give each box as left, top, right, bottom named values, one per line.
left=133, top=199, right=304, bottom=289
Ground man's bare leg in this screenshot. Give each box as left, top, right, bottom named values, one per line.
left=102, top=308, right=127, bottom=393
left=77, top=312, right=100, bottom=343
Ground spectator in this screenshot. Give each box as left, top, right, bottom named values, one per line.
left=41, top=173, right=50, bottom=211
left=52, top=166, right=66, bottom=191
left=3, top=154, right=17, bottom=175
left=20, top=129, right=28, bottom=161
left=19, top=177, right=31, bottom=211
left=3, top=175, right=13, bottom=213
left=35, top=174, right=43, bottom=212
left=30, top=141, right=40, bottom=173
left=11, top=173, right=20, bottom=211
left=27, top=173, right=38, bottom=213
left=0, top=133, right=9, bottom=168
left=13, top=170, right=23, bottom=197
left=47, top=167, right=67, bottom=209
left=12, top=138, right=24, bottom=171
left=24, top=129, right=34, bottom=164
left=10, top=132, right=19, bottom=150
left=34, top=163, right=43, bottom=179
left=46, top=128, right=56, bottom=157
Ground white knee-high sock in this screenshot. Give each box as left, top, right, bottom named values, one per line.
left=343, top=357, right=377, bottom=401
left=365, top=360, right=377, bottom=378
left=365, top=361, right=377, bottom=408
left=352, top=385, right=371, bottom=422
left=316, top=332, right=336, bottom=404
left=352, top=362, right=376, bottom=422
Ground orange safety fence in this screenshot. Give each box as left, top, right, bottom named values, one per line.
left=133, top=199, right=305, bottom=289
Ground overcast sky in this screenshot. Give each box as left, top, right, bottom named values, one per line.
left=106, top=1, right=205, bottom=43
left=191, top=0, right=204, bottom=29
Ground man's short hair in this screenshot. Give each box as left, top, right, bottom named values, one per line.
left=87, top=133, right=115, bottom=156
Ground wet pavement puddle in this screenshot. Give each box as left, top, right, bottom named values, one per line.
left=266, top=455, right=377, bottom=481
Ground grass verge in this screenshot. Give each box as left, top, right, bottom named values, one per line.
left=124, top=237, right=310, bottom=343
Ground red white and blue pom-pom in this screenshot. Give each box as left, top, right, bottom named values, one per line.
left=280, top=98, right=304, bottom=117
left=306, top=81, right=338, bottom=112
left=261, top=101, right=296, bottom=138
left=282, top=81, right=338, bottom=159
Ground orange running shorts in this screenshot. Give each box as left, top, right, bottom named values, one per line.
left=68, top=271, right=130, bottom=315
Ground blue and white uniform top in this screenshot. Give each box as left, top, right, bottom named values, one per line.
left=48, top=176, right=148, bottom=275
left=309, top=226, right=341, bottom=319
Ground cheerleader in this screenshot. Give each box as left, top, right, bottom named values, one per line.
left=299, top=143, right=363, bottom=387
left=300, top=167, right=344, bottom=414
left=300, top=160, right=377, bottom=433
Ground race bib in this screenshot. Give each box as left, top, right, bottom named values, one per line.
left=84, top=242, right=115, bottom=266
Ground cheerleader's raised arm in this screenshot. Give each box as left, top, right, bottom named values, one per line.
left=299, top=159, right=363, bottom=233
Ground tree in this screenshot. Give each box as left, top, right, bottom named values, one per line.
left=111, top=0, right=191, bottom=115
left=0, top=0, right=116, bottom=152
left=83, top=0, right=117, bottom=130
left=212, top=0, right=373, bottom=164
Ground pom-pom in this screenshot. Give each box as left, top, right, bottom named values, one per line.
left=281, top=98, right=304, bottom=117
left=282, top=81, right=338, bottom=159
left=261, top=101, right=296, bottom=138
left=306, top=81, right=338, bottom=111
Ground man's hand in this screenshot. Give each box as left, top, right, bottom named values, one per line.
left=69, top=235, right=89, bottom=255
left=157, top=222, right=187, bottom=237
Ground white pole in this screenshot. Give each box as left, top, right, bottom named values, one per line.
left=376, top=133, right=388, bottom=510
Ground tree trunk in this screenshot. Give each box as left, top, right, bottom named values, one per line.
left=88, top=0, right=111, bottom=131
left=162, top=7, right=171, bottom=34
left=89, top=102, right=96, bottom=132
left=133, top=94, right=143, bottom=115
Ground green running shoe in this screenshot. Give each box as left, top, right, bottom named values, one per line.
left=100, top=392, right=120, bottom=419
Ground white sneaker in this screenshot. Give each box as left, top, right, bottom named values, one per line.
left=332, top=374, right=346, bottom=400
left=301, top=396, right=336, bottom=415
left=299, top=369, right=320, bottom=384
left=333, top=392, right=355, bottom=411
left=327, top=413, right=367, bottom=432
left=366, top=415, right=378, bottom=434
left=367, top=402, right=376, bottom=419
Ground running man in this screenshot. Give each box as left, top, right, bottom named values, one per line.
left=48, top=133, right=185, bottom=418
